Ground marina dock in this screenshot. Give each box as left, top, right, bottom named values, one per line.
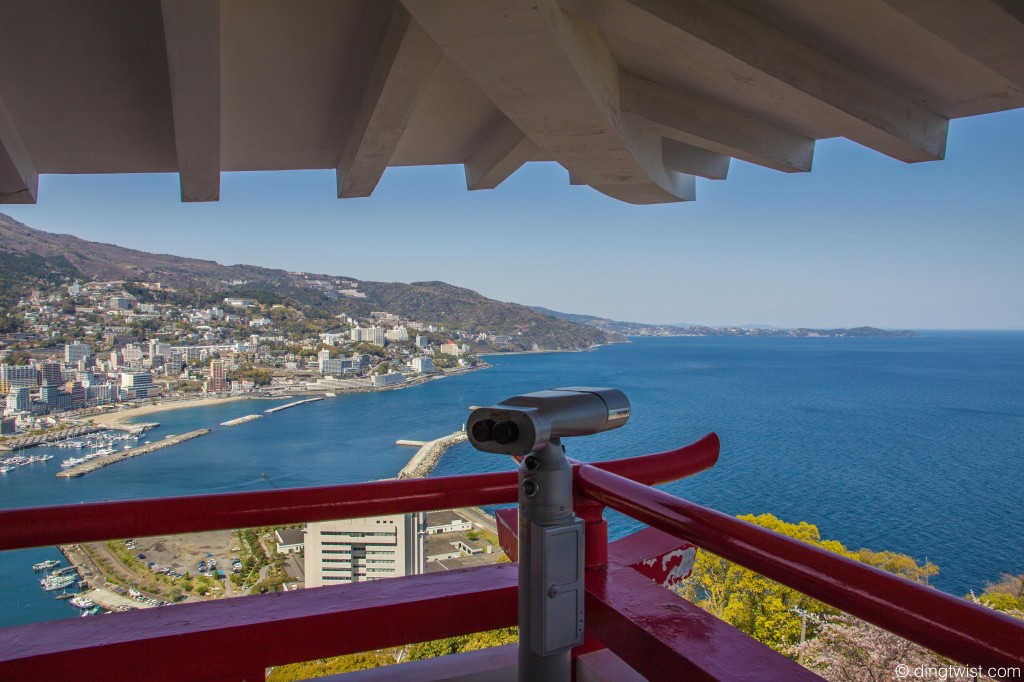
left=0, top=425, right=106, bottom=453
left=265, top=397, right=323, bottom=413
left=56, top=429, right=211, bottom=478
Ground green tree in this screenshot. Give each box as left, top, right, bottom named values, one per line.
left=677, top=514, right=937, bottom=651
left=431, top=353, right=457, bottom=369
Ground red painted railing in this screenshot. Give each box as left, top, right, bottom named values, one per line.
left=577, top=465, right=1024, bottom=673
left=1, top=431, right=1021, bottom=681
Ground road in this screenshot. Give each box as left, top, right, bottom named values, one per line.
left=458, top=506, right=498, bottom=536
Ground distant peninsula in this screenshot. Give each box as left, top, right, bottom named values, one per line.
left=529, top=307, right=917, bottom=338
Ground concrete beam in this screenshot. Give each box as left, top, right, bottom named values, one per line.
left=661, top=138, right=729, bottom=180
left=882, top=0, right=1024, bottom=88
left=464, top=118, right=538, bottom=190
left=161, top=0, right=221, bottom=202
left=402, top=0, right=695, bottom=204
left=0, top=95, right=38, bottom=204
left=563, top=0, right=949, bottom=163
left=336, top=8, right=442, bottom=198
left=622, top=73, right=813, bottom=173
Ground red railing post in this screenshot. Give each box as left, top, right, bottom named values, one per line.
left=575, top=500, right=607, bottom=572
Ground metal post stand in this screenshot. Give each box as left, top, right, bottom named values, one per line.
left=517, top=438, right=585, bottom=682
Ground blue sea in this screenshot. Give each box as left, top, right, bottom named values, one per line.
left=1, top=332, right=1021, bottom=627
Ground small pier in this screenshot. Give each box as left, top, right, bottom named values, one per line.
left=108, top=422, right=160, bottom=435
left=396, top=439, right=428, bottom=447
left=264, top=397, right=323, bottom=414
left=56, top=429, right=210, bottom=478
left=220, top=414, right=263, bottom=427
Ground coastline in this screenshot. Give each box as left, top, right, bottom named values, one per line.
left=85, top=396, right=251, bottom=428
left=79, top=364, right=491, bottom=430
left=478, top=339, right=626, bottom=358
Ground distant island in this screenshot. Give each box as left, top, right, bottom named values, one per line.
left=529, top=306, right=917, bottom=338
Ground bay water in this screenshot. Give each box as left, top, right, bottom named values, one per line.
left=2, top=332, right=1021, bottom=627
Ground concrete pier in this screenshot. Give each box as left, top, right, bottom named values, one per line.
left=264, top=397, right=323, bottom=414
left=397, top=431, right=467, bottom=479
left=56, top=429, right=210, bottom=478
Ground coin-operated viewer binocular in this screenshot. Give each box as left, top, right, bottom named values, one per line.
left=467, top=387, right=631, bottom=682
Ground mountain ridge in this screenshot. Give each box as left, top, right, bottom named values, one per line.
left=0, top=213, right=622, bottom=351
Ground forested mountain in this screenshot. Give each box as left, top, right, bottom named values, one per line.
left=0, top=213, right=621, bottom=350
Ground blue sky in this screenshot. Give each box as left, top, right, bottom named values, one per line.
left=4, top=108, right=1022, bottom=330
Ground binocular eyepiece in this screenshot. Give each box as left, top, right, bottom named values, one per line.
left=467, top=387, right=630, bottom=456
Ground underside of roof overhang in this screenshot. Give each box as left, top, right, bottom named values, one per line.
left=1, top=0, right=1022, bottom=205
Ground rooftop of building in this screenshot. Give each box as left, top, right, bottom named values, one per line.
left=276, top=528, right=306, bottom=547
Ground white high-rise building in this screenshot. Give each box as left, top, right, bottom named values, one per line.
left=9, top=386, right=32, bottom=413
left=64, top=342, right=91, bottom=364
left=121, top=344, right=144, bottom=363
left=305, top=513, right=425, bottom=587
left=0, top=365, right=38, bottom=391
left=385, top=326, right=409, bottom=342
left=149, top=341, right=172, bottom=359
left=350, top=326, right=386, bottom=346
left=121, top=371, right=158, bottom=399
left=411, top=357, right=435, bottom=373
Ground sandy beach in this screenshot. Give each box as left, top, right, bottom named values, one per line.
left=87, top=396, right=251, bottom=428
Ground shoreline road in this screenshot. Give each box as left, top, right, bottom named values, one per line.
left=458, top=506, right=499, bottom=536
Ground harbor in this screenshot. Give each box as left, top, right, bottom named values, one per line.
left=56, top=429, right=211, bottom=478
left=264, top=397, right=323, bottom=414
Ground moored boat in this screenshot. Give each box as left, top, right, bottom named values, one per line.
left=32, top=559, right=61, bottom=572
left=41, top=575, right=76, bottom=591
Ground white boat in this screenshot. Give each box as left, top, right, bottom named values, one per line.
left=0, top=466, right=13, bottom=474
left=41, top=575, right=76, bottom=591
left=69, top=595, right=96, bottom=609
left=61, top=457, right=85, bottom=468
left=32, top=559, right=61, bottom=572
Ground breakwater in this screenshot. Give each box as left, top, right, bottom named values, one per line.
left=265, top=397, right=323, bottom=413
left=396, top=431, right=467, bottom=479
left=56, top=429, right=211, bottom=478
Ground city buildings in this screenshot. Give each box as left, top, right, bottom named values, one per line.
left=208, top=359, right=227, bottom=392
left=120, top=371, right=158, bottom=400
left=411, top=357, right=435, bottom=374
left=64, top=342, right=91, bottom=364
left=371, top=372, right=405, bottom=388
left=0, top=364, right=38, bottom=392
left=350, top=326, right=386, bottom=346
left=304, top=513, right=425, bottom=587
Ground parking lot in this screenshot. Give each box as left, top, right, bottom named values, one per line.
left=130, top=529, right=240, bottom=583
